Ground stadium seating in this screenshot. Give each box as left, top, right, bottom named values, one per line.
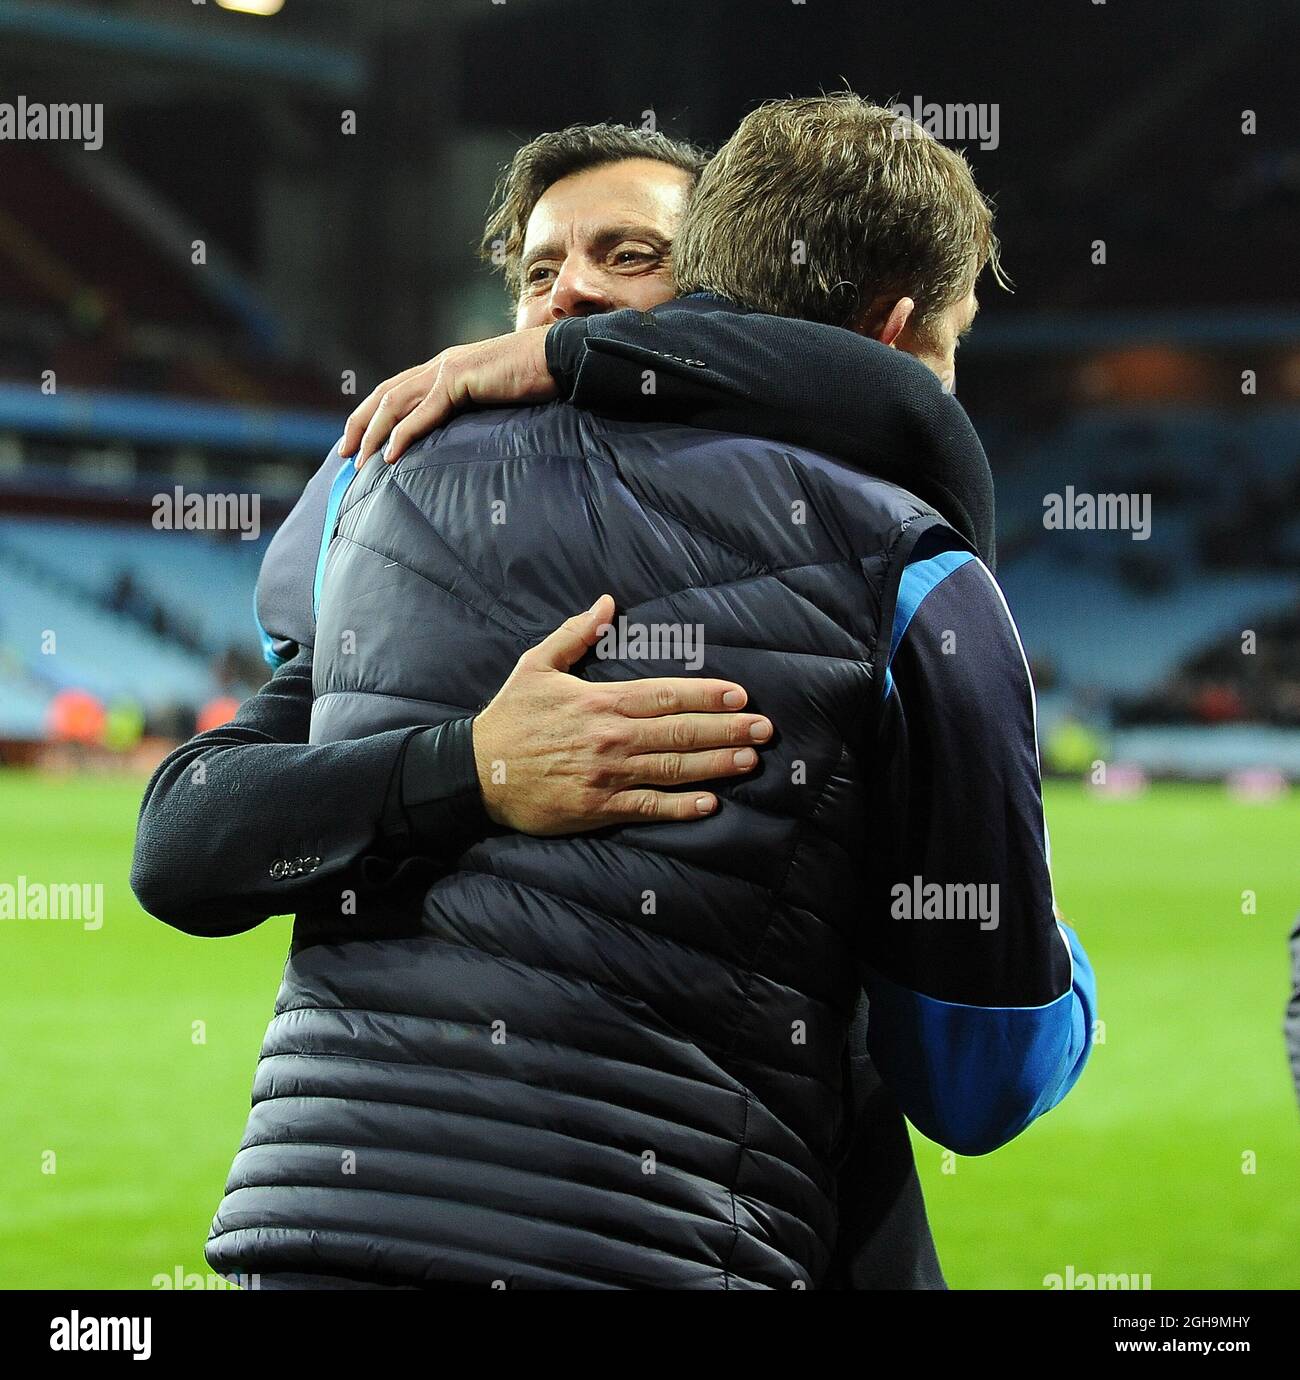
left=0, top=517, right=267, bottom=650
left=0, top=517, right=268, bottom=736
left=990, top=406, right=1300, bottom=699
left=1001, top=551, right=1297, bottom=695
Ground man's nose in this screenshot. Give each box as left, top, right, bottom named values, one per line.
left=547, top=261, right=612, bottom=320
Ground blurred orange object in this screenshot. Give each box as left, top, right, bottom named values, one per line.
left=1193, top=684, right=1244, bottom=724
left=197, top=696, right=241, bottom=732
left=47, top=688, right=107, bottom=745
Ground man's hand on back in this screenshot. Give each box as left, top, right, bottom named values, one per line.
left=472, top=595, right=772, bottom=836
left=335, top=341, right=776, bottom=836
left=342, top=326, right=555, bottom=470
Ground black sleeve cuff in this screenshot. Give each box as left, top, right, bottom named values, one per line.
left=380, top=717, right=491, bottom=860
left=544, top=317, right=589, bottom=399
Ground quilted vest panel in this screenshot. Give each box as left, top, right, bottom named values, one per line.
left=206, top=403, right=943, bottom=1289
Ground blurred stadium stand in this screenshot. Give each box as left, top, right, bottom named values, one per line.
left=0, top=516, right=269, bottom=739
left=996, top=408, right=1300, bottom=696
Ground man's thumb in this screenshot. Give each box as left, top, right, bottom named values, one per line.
left=522, top=594, right=615, bottom=673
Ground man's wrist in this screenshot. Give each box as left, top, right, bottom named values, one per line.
left=543, top=317, right=588, bottom=400
left=469, top=713, right=511, bottom=828
left=382, top=717, right=492, bottom=856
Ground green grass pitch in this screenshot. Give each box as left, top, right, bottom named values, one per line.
left=1, top=770, right=1296, bottom=1289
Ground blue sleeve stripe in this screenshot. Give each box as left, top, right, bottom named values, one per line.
left=312, top=455, right=359, bottom=621
left=882, top=547, right=975, bottom=698
left=254, top=584, right=285, bottom=670
left=865, top=924, right=1096, bottom=1155
left=890, top=548, right=975, bottom=662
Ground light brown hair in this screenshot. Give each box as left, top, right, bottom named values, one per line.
left=479, top=123, right=709, bottom=300
left=672, top=93, right=1006, bottom=341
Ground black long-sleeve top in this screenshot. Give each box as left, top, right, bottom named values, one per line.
left=130, top=650, right=489, bottom=937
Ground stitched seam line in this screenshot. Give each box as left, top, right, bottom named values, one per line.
left=263, top=1008, right=831, bottom=1199
left=386, top=473, right=534, bottom=636
left=327, top=531, right=528, bottom=643
left=255, top=1047, right=735, bottom=1144
left=208, top=1213, right=732, bottom=1289
left=716, top=735, right=855, bottom=1277
left=210, top=1221, right=628, bottom=1289
left=312, top=687, right=471, bottom=711
left=862, top=512, right=938, bottom=744
left=449, top=864, right=836, bottom=1022
left=223, top=1153, right=743, bottom=1255
left=301, top=917, right=836, bottom=1099
left=250, top=1055, right=829, bottom=1207
left=695, top=637, right=871, bottom=664
left=719, top=1088, right=752, bottom=1289
left=425, top=870, right=842, bottom=1091
left=269, top=1002, right=730, bottom=1099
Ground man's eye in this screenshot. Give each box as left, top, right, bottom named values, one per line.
left=611, top=247, right=657, bottom=268
left=526, top=265, right=556, bottom=287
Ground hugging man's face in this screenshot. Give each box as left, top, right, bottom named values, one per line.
left=513, top=156, right=693, bottom=330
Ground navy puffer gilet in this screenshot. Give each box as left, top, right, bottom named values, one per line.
left=205, top=399, right=949, bottom=1289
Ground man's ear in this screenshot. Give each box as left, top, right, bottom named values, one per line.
left=876, top=297, right=915, bottom=348
left=850, top=294, right=915, bottom=347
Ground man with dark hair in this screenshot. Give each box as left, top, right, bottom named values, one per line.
left=479, top=121, right=709, bottom=305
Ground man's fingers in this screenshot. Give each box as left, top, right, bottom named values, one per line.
left=608, top=677, right=756, bottom=718
left=621, top=745, right=761, bottom=787
left=341, top=385, right=388, bottom=458
left=600, top=789, right=719, bottom=825
left=352, top=332, right=560, bottom=468
left=356, top=379, right=431, bottom=468
left=436, top=355, right=476, bottom=412
left=383, top=351, right=511, bottom=464
left=518, top=595, right=616, bottom=674
left=341, top=364, right=425, bottom=457
left=384, top=355, right=473, bottom=464
left=628, top=711, right=772, bottom=753
left=355, top=389, right=405, bottom=468
left=385, top=389, right=455, bottom=465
